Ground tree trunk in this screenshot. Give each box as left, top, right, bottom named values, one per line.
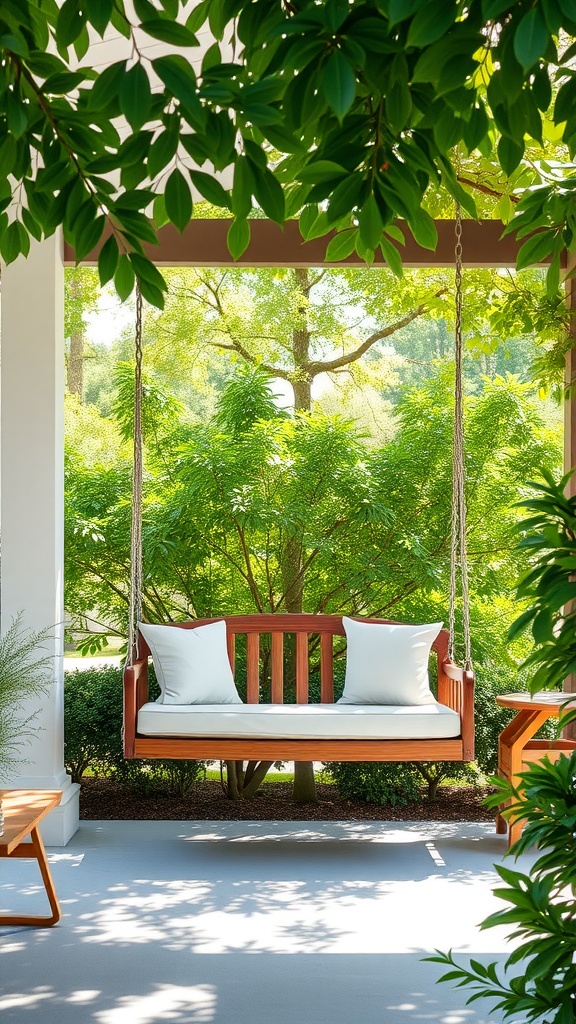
left=287, top=268, right=319, bottom=803
left=67, top=330, right=84, bottom=398
left=292, top=375, right=312, bottom=413
left=224, top=759, right=274, bottom=799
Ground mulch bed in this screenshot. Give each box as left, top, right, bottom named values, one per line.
left=80, top=776, right=496, bottom=822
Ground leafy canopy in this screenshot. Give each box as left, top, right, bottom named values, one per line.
left=2, top=2, right=576, bottom=304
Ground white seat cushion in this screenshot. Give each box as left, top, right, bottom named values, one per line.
left=137, top=701, right=461, bottom=740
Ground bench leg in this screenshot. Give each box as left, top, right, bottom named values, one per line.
left=1, top=826, right=61, bottom=927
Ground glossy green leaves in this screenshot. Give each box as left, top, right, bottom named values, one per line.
left=2, top=0, right=576, bottom=306
left=165, top=169, right=192, bottom=232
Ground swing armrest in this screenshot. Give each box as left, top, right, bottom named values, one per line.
left=438, top=659, right=475, bottom=761
left=123, top=657, right=149, bottom=758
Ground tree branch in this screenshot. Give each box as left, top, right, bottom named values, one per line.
left=307, top=289, right=447, bottom=375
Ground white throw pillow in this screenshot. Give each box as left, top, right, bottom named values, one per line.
left=338, top=618, right=442, bottom=706
left=139, top=620, right=242, bottom=705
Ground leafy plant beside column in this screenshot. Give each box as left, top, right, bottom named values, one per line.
left=428, top=471, right=576, bottom=1024
left=0, top=615, right=53, bottom=834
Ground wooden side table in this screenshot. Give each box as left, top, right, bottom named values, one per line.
left=0, top=789, right=62, bottom=926
left=496, top=693, right=576, bottom=847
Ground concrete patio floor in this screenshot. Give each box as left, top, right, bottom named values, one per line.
left=0, top=819, right=535, bottom=1024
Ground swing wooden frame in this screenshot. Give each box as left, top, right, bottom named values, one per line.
left=123, top=614, right=475, bottom=763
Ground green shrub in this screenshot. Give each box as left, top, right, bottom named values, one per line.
left=323, top=760, right=421, bottom=806
left=64, top=664, right=205, bottom=793
left=64, top=665, right=124, bottom=781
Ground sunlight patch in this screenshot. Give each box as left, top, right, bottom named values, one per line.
left=94, top=985, right=216, bottom=1024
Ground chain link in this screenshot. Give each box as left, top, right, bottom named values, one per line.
left=449, top=207, right=473, bottom=670
left=127, top=287, right=144, bottom=667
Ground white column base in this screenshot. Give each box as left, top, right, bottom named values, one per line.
left=42, top=783, right=81, bottom=846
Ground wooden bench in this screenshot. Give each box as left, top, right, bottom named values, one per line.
left=0, top=790, right=62, bottom=927
left=123, top=614, right=474, bottom=763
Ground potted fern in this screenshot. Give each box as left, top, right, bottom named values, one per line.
left=0, top=615, right=53, bottom=835
left=427, top=469, right=576, bottom=1024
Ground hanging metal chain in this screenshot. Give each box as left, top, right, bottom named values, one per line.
left=126, top=287, right=144, bottom=666
left=449, top=207, right=473, bottom=670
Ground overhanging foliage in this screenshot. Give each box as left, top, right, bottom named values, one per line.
left=2, top=2, right=576, bottom=304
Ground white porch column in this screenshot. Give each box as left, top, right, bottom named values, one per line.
left=1, top=234, right=79, bottom=844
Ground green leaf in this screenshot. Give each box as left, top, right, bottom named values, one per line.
left=189, top=170, right=230, bottom=209
left=110, top=5, right=131, bottom=39
left=300, top=208, right=330, bottom=241
left=358, top=194, right=383, bottom=250
left=43, top=70, right=87, bottom=95
left=258, top=124, right=304, bottom=154
left=232, top=156, right=254, bottom=218
left=133, top=0, right=158, bottom=21
left=120, top=63, right=151, bottom=131
left=17, top=220, right=30, bottom=257
left=202, top=41, right=222, bottom=74
left=6, top=91, right=28, bottom=138
left=152, top=193, right=168, bottom=229
left=227, top=217, right=250, bottom=260
left=134, top=276, right=165, bottom=309
left=114, top=254, right=136, bottom=302
left=380, top=236, right=403, bottom=276
left=0, top=135, right=16, bottom=177
left=545, top=253, right=561, bottom=298
left=147, top=126, right=179, bottom=179
left=85, top=0, right=114, bottom=36
left=386, top=80, right=412, bottom=132
left=326, top=173, right=365, bottom=223
left=515, top=229, right=556, bottom=270
left=324, top=228, right=358, bottom=261
left=153, top=55, right=199, bottom=109
left=321, top=49, right=356, bottom=120
left=0, top=33, right=29, bottom=58
left=514, top=7, right=549, bottom=71
left=113, top=209, right=157, bottom=246
left=554, top=78, right=576, bottom=125
left=130, top=252, right=167, bottom=292
left=497, top=134, right=525, bottom=176
left=408, top=207, right=438, bottom=250
left=88, top=61, right=127, bottom=112
left=141, top=19, right=198, bottom=46
left=186, top=1, right=209, bottom=32
left=97, top=234, right=119, bottom=285
left=388, top=0, right=419, bottom=26
left=74, top=24, right=90, bottom=61
left=407, top=1, right=457, bottom=47
left=164, top=168, right=192, bottom=232
left=20, top=206, right=41, bottom=243
left=249, top=165, right=285, bottom=222
left=74, top=214, right=106, bottom=261
left=324, top=0, right=351, bottom=33
left=56, top=0, right=85, bottom=47
left=1, top=220, right=22, bottom=264
left=297, top=161, right=349, bottom=184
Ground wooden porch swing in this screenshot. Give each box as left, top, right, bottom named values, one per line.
left=123, top=212, right=475, bottom=765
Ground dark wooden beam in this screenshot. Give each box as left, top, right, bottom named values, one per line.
left=64, top=218, right=565, bottom=268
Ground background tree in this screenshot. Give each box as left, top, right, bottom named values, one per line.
left=148, top=266, right=448, bottom=412
left=65, top=364, right=562, bottom=796
left=64, top=268, right=100, bottom=398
